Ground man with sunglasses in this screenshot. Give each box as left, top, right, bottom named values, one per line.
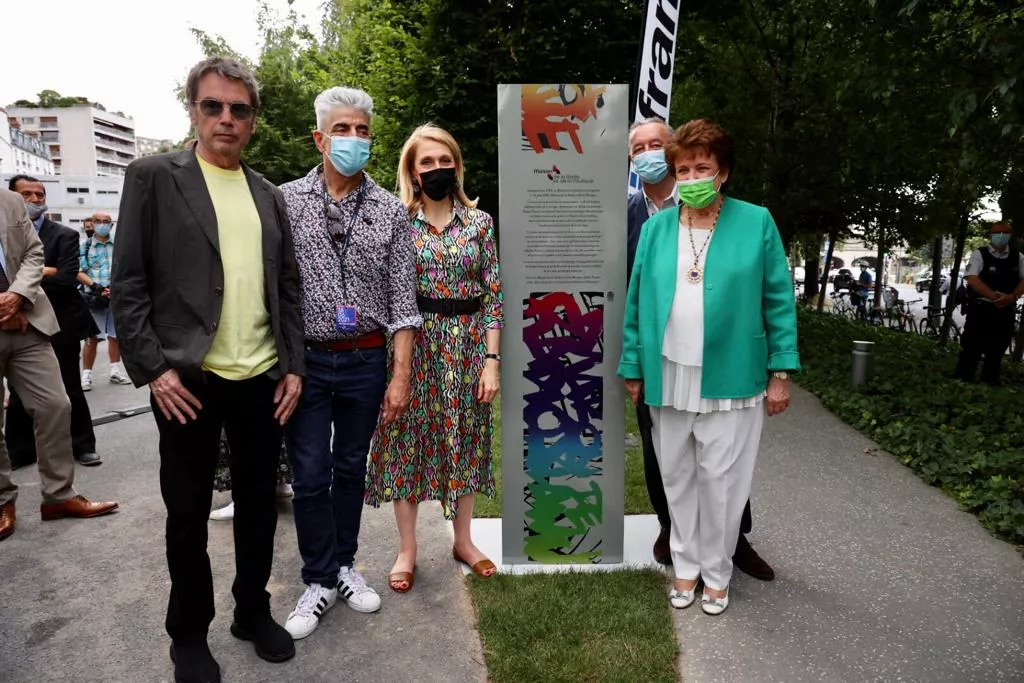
left=276, top=86, right=420, bottom=641
left=112, top=57, right=305, bottom=682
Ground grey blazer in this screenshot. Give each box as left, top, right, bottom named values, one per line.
left=0, top=188, right=59, bottom=337
left=111, top=149, right=305, bottom=387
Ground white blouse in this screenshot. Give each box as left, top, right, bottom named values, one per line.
left=661, top=225, right=765, bottom=414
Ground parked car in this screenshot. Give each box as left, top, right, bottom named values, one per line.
left=915, top=270, right=950, bottom=294
left=793, top=266, right=806, bottom=284
left=833, top=268, right=856, bottom=291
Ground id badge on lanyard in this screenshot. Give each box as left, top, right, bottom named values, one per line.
left=336, top=304, right=358, bottom=333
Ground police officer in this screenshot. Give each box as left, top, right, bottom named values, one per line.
left=955, top=221, right=1024, bottom=385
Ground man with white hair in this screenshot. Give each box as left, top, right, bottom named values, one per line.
left=278, top=86, right=420, bottom=640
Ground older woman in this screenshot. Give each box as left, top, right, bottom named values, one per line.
left=618, top=119, right=799, bottom=615
left=366, top=124, right=503, bottom=592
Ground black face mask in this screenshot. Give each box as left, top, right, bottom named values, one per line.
left=419, top=167, right=457, bottom=201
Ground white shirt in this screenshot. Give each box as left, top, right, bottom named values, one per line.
left=661, top=224, right=764, bottom=413
left=644, top=189, right=677, bottom=218
left=964, top=246, right=1024, bottom=301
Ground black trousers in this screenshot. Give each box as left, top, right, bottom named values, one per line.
left=5, top=337, right=95, bottom=467
left=955, top=301, right=1015, bottom=385
left=637, top=402, right=753, bottom=545
left=153, top=371, right=283, bottom=642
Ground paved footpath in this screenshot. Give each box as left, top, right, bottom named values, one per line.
left=673, top=386, right=1024, bottom=682
left=0, top=356, right=486, bottom=683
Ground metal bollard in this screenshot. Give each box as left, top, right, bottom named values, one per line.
left=852, top=340, right=875, bottom=388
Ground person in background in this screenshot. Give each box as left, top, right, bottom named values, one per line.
left=112, top=57, right=305, bottom=680
left=0, top=187, right=119, bottom=544
left=278, top=86, right=421, bottom=639
left=955, top=221, right=1024, bottom=385
left=619, top=119, right=799, bottom=616
left=79, top=211, right=131, bottom=388
left=366, top=124, right=503, bottom=593
left=625, top=117, right=774, bottom=581
left=4, top=176, right=102, bottom=468
left=209, top=433, right=294, bottom=521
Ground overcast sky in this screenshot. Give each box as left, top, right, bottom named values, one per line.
left=1, top=0, right=325, bottom=140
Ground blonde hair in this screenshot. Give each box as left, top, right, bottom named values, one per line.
left=397, top=123, right=477, bottom=216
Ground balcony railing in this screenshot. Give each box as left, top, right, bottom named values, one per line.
left=93, top=121, right=135, bottom=142
left=94, top=136, right=136, bottom=155
left=96, top=152, right=131, bottom=166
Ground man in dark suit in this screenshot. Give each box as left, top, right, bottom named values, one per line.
left=626, top=117, right=774, bottom=580
left=112, top=57, right=305, bottom=683
left=0, top=187, right=119, bottom=543
left=5, top=175, right=102, bottom=468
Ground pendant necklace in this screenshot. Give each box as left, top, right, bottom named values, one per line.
left=684, top=201, right=721, bottom=284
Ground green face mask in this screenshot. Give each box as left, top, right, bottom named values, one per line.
left=677, top=173, right=720, bottom=209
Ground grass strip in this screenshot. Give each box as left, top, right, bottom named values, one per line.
left=467, top=570, right=678, bottom=683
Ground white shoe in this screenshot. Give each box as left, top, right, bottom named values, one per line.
left=701, top=590, right=729, bottom=616
left=285, top=583, right=337, bottom=640
left=337, top=566, right=381, bottom=613
left=276, top=483, right=293, bottom=499
left=209, top=501, right=234, bottom=521
left=109, top=364, right=132, bottom=385
left=669, top=587, right=698, bottom=609
left=81, top=370, right=93, bottom=391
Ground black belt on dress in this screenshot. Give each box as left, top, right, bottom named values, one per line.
left=417, top=295, right=481, bottom=317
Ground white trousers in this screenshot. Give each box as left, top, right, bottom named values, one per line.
left=651, top=404, right=764, bottom=590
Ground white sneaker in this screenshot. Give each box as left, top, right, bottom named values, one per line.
left=276, top=483, right=294, bottom=499
left=285, top=583, right=337, bottom=640
left=209, top=501, right=234, bottom=521
left=81, top=370, right=93, bottom=391
left=337, top=566, right=381, bottom=614
left=109, top=364, right=132, bottom=385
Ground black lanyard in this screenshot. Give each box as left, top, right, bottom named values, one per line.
left=322, top=174, right=366, bottom=298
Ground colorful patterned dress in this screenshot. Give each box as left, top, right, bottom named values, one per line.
left=365, top=201, right=503, bottom=519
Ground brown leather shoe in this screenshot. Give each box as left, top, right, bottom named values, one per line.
left=733, top=534, right=774, bottom=581
left=40, top=495, right=119, bottom=521
left=653, top=525, right=672, bottom=565
left=0, top=503, right=15, bottom=541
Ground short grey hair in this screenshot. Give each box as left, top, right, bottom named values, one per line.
left=185, top=57, right=260, bottom=111
left=314, top=87, right=374, bottom=130
left=628, top=116, right=673, bottom=145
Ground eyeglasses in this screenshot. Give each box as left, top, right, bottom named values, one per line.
left=193, top=98, right=256, bottom=121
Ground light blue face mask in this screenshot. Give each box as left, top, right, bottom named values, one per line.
left=94, top=223, right=112, bottom=238
left=632, top=150, right=669, bottom=183
left=327, top=135, right=371, bottom=177
left=991, top=232, right=1011, bottom=248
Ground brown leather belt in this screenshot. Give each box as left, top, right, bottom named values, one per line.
left=306, top=329, right=386, bottom=351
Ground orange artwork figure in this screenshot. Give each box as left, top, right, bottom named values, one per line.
left=521, top=84, right=607, bottom=154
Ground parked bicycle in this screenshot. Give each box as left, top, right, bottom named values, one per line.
left=920, top=304, right=962, bottom=344
left=886, top=298, right=920, bottom=334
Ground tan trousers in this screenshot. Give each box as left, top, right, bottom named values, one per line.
left=0, top=329, right=76, bottom=506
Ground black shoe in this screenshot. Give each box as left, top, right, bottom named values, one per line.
left=231, top=614, right=295, bottom=663
left=653, top=525, right=672, bottom=566
left=169, top=641, right=221, bottom=683
left=733, top=535, right=775, bottom=581
left=75, top=452, right=102, bottom=467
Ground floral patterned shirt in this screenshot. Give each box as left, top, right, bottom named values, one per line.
left=413, top=201, right=503, bottom=328
left=279, top=166, right=422, bottom=340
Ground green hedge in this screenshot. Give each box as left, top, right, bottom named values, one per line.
left=794, top=310, right=1024, bottom=546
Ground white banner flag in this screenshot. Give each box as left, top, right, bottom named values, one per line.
left=629, top=0, right=681, bottom=194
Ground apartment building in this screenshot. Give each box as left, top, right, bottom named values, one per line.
left=0, top=173, right=124, bottom=233
left=6, top=104, right=137, bottom=177
left=0, top=107, right=55, bottom=177
left=136, top=135, right=176, bottom=157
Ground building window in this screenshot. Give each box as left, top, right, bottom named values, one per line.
left=66, top=187, right=90, bottom=194
left=22, top=117, right=35, bottom=124
left=96, top=190, right=119, bottom=195
left=49, top=213, right=63, bottom=222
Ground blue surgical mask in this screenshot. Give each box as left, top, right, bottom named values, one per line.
left=94, top=223, right=112, bottom=238
left=327, top=135, right=370, bottom=177
left=991, top=233, right=1011, bottom=248
left=632, top=150, right=669, bottom=183
left=25, top=202, right=47, bottom=221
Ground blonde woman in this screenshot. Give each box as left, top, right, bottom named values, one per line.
left=366, top=124, right=503, bottom=591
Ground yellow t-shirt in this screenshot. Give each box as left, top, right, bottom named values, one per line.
left=197, top=155, right=278, bottom=380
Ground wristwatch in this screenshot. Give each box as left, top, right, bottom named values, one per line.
left=771, top=371, right=790, bottom=380
left=485, top=353, right=502, bottom=362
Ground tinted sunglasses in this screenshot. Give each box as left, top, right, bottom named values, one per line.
left=193, top=98, right=256, bottom=121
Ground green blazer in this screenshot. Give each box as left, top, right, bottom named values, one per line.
left=617, top=196, right=800, bottom=405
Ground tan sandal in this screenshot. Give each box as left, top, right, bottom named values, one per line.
left=453, top=547, right=497, bottom=577
left=388, top=567, right=415, bottom=593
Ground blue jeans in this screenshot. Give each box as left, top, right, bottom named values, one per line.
left=286, top=346, right=387, bottom=587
